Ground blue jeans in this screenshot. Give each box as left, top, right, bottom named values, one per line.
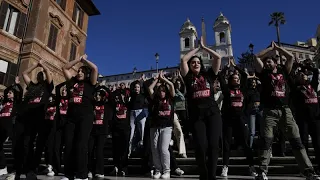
left=249, top=108, right=263, bottom=148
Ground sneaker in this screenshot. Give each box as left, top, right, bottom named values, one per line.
left=88, top=172, right=93, bottom=178
left=255, top=172, right=268, bottom=180
left=60, top=177, right=69, bottom=180
left=120, top=171, right=126, bottom=176
left=0, top=167, right=8, bottom=176
left=95, top=174, right=104, bottom=178
left=110, top=167, right=118, bottom=176
left=249, top=166, right=258, bottom=177
left=174, top=168, right=184, bottom=176
left=5, top=172, right=18, bottom=180
left=179, top=153, right=187, bottom=158
left=306, top=173, right=320, bottom=180
left=47, top=165, right=55, bottom=177
left=221, top=166, right=228, bottom=177
left=161, top=172, right=170, bottom=179
left=153, top=171, right=161, bottom=179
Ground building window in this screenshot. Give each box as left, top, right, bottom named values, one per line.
left=69, top=42, right=77, bottom=61
left=47, top=23, right=58, bottom=51
left=184, top=38, right=190, bottom=48
left=72, top=2, right=84, bottom=29
left=0, top=59, right=18, bottom=86
left=219, top=32, right=225, bottom=43
left=55, top=0, right=66, bottom=10
left=0, top=1, right=26, bottom=38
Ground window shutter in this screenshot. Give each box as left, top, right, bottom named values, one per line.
left=47, top=24, right=58, bottom=51
left=72, top=2, right=77, bottom=22
left=0, top=1, right=9, bottom=29
left=78, top=10, right=84, bottom=29
left=60, top=0, right=66, bottom=10
left=15, top=12, right=27, bottom=39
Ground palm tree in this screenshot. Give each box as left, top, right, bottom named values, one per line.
left=268, top=12, right=286, bottom=45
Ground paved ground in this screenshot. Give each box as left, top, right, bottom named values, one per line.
left=4, top=175, right=306, bottom=180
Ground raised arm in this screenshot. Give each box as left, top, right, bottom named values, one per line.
left=200, top=36, right=221, bottom=75
left=81, top=55, right=98, bottom=86
left=38, top=60, right=53, bottom=84
left=62, top=56, right=82, bottom=80
left=22, top=63, right=38, bottom=86
left=273, top=42, right=294, bottom=74
left=254, top=45, right=274, bottom=73
left=180, top=47, right=200, bottom=77
left=159, top=71, right=175, bottom=98
left=148, top=75, right=159, bottom=99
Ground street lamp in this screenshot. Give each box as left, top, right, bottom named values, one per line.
left=249, top=43, right=254, bottom=71
left=249, top=43, right=254, bottom=54
left=155, top=53, right=160, bottom=73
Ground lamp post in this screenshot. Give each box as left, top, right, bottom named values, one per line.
left=249, top=43, right=254, bottom=71
left=155, top=53, right=160, bottom=73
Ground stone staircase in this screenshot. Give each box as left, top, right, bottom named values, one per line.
left=2, top=136, right=317, bottom=176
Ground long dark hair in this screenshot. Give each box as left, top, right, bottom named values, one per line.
left=187, top=56, right=206, bottom=75
left=78, top=65, right=91, bottom=80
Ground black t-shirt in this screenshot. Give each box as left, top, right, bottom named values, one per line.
left=256, top=66, right=289, bottom=108
left=290, top=68, right=319, bottom=121
left=91, top=101, right=113, bottom=135
left=45, top=103, right=57, bottom=121
left=183, top=68, right=219, bottom=111
left=129, top=93, right=146, bottom=110
left=151, top=97, right=174, bottom=128
left=24, top=81, right=54, bottom=111
left=67, top=77, right=95, bottom=117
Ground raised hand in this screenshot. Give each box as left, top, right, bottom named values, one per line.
left=38, top=60, right=44, bottom=67
left=15, top=76, right=20, bottom=84
left=159, top=71, right=165, bottom=80
left=200, top=36, right=205, bottom=48
left=80, top=54, right=88, bottom=62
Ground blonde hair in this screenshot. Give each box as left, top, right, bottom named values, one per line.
left=60, top=85, right=67, bottom=96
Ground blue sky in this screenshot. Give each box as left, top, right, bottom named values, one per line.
left=86, top=0, right=319, bottom=76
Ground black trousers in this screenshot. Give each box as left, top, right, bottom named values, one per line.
left=63, top=116, right=93, bottom=179
left=88, top=134, right=106, bottom=175
left=112, top=123, right=130, bottom=172
left=222, top=116, right=254, bottom=166
left=141, top=117, right=153, bottom=173
left=169, top=145, right=178, bottom=171
left=190, top=108, right=222, bottom=180
left=0, top=118, right=13, bottom=169
left=33, top=120, right=55, bottom=169
left=52, top=116, right=67, bottom=173
left=297, top=118, right=320, bottom=167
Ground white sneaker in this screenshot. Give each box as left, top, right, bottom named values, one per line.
left=174, top=168, right=184, bottom=176
left=61, top=177, right=69, bottom=180
left=153, top=171, right=161, bottom=179
left=249, top=166, right=258, bottom=177
left=47, top=165, right=55, bottom=177
left=0, top=167, right=8, bottom=176
left=221, top=166, right=228, bottom=177
left=161, top=172, right=170, bottom=179
left=88, top=172, right=93, bottom=178
left=255, top=172, right=268, bottom=180
left=95, top=174, right=104, bottom=178
left=5, top=173, right=16, bottom=180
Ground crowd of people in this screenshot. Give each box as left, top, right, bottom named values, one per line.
left=0, top=38, right=320, bottom=180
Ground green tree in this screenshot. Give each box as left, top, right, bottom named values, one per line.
left=268, top=12, right=286, bottom=45
left=238, top=51, right=253, bottom=67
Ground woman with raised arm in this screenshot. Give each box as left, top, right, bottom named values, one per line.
left=20, top=60, right=54, bottom=180
left=0, top=77, right=23, bottom=177
left=148, top=71, right=175, bottom=179
left=61, top=54, right=98, bottom=180
left=180, top=36, right=222, bottom=180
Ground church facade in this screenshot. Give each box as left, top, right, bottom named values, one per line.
left=179, top=13, right=234, bottom=69
left=99, top=13, right=234, bottom=86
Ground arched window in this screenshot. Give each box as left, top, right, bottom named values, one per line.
left=219, top=32, right=225, bottom=43
left=185, top=38, right=190, bottom=48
